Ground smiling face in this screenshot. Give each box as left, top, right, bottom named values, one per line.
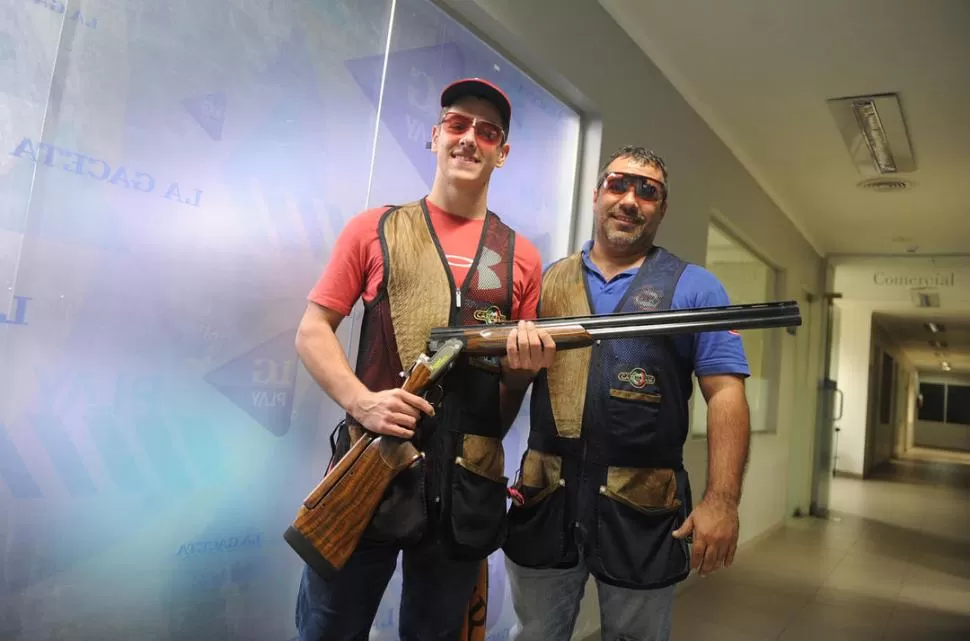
left=430, top=96, right=509, bottom=188
left=592, top=154, right=668, bottom=256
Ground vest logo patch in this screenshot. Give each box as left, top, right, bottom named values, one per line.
left=632, top=288, right=663, bottom=310
left=473, top=305, right=507, bottom=325
left=618, top=367, right=655, bottom=389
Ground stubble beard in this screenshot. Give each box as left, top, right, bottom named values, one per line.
left=603, top=219, right=654, bottom=254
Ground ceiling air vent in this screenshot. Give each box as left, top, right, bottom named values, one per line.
left=857, top=177, right=910, bottom=192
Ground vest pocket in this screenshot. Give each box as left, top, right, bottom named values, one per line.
left=366, top=455, right=428, bottom=546
left=503, top=449, right=569, bottom=568
left=443, top=434, right=509, bottom=560
left=589, top=466, right=690, bottom=589
left=606, top=365, right=662, bottom=443
left=325, top=420, right=430, bottom=546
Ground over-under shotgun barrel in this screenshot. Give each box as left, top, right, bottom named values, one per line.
left=429, top=300, right=802, bottom=356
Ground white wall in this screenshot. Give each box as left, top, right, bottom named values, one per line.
left=832, top=303, right=873, bottom=476
left=438, top=0, right=824, bottom=637
left=913, top=421, right=970, bottom=452
left=895, top=368, right=917, bottom=458
left=831, top=303, right=921, bottom=477
left=868, top=319, right=918, bottom=469
left=829, top=255, right=970, bottom=309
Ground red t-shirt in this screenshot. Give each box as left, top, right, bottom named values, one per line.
left=308, top=199, right=543, bottom=321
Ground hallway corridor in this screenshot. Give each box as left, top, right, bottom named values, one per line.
left=670, top=460, right=970, bottom=640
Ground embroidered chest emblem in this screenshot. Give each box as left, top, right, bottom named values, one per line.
left=632, top=288, right=662, bottom=310
left=618, top=367, right=655, bottom=389
left=473, top=305, right=507, bottom=325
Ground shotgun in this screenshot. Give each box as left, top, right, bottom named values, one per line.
left=284, top=300, right=801, bottom=579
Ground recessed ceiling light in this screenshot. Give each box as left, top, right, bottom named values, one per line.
left=828, top=92, right=916, bottom=177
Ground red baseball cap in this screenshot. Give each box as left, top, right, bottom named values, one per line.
left=440, top=77, right=512, bottom=137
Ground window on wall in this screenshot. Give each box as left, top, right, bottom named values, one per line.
left=691, top=223, right=781, bottom=436
left=918, top=380, right=970, bottom=426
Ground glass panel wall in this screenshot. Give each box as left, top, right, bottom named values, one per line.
left=0, top=1, right=581, bottom=640
left=691, top=223, right=781, bottom=436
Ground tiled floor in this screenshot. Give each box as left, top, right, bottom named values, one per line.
left=670, top=458, right=970, bottom=640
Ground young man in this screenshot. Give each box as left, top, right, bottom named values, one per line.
left=502, top=146, right=752, bottom=641
left=292, top=78, right=555, bottom=640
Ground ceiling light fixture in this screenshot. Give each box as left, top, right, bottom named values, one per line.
left=929, top=340, right=948, bottom=349
left=853, top=99, right=896, bottom=172
left=941, top=361, right=951, bottom=372
left=827, top=93, right=916, bottom=177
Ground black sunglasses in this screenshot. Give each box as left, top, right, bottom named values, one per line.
left=601, top=172, right=666, bottom=202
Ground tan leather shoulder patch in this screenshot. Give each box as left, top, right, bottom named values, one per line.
left=541, top=254, right=591, bottom=439
left=383, top=202, right=452, bottom=370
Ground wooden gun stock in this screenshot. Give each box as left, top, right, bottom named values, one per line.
left=283, top=339, right=463, bottom=579
left=283, top=433, right=424, bottom=578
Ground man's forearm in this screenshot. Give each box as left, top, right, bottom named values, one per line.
left=498, top=362, right=534, bottom=434
left=295, top=321, right=367, bottom=415
left=704, top=386, right=750, bottom=505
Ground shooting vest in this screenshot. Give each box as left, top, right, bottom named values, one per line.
left=502, top=246, right=696, bottom=590
left=329, top=198, right=515, bottom=561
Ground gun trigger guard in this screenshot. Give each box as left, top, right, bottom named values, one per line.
left=425, top=384, right=444, bottom=408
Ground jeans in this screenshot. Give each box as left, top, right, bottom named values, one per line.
left=295, top=537, right=481, bottom=641
left=505, top=556, right=676, bottom=641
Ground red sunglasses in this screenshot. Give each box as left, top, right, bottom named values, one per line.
left=438, top=112, right=506, bottom=147
left=601, top=172, right=666, bottom=202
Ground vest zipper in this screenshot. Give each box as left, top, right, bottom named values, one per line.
left=455, top=287, right=461, bottom=308
left=574, top=342, right=597, bottom=546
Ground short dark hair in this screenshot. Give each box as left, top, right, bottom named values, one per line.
left=596, top=145, right=669, bottom=191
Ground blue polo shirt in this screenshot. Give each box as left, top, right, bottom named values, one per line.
left=578, top=241, right=750, bottom=377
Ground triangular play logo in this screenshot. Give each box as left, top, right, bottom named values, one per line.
left=345, top=43, right=466, bottom=187
left=183, top=91, right=227, bottom=141
left=204, top=330, right=298, bottom=436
